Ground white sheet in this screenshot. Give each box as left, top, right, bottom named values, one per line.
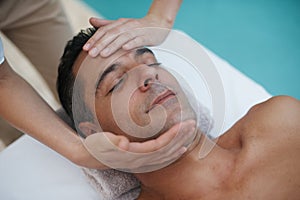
left=0, top=42, right=271, bottom=200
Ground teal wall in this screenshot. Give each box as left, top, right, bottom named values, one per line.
left=84, top=0, right=300, bottom=99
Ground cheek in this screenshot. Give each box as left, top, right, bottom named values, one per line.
left=95, top=98, right=114, bottom=129
left=129, top=91, right=150, bottom=126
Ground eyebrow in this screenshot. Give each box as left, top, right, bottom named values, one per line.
left=95, top=63, right=120, bottom=89
left=135, top=48, right=154, bottom=57
left=95, top=48, right=154, bottom=89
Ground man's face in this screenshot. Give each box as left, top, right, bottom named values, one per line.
left=74, top=48, right=196, bottom=142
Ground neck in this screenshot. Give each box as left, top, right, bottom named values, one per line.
left=135, top=130, right=236, bottom=199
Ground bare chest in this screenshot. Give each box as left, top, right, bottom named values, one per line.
left=225, top=138, right=300, bottom=200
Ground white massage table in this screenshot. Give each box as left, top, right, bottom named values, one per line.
left=0, top=43, right=271, bottom=200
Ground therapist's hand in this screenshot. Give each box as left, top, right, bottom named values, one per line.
left=83, top=120, right=196, bottom=172
left=83, top=16, right=171, bottom=57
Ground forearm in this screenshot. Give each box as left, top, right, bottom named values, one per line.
left=0, top=61, right=105, bottom=168
left=0, top=61, right=74, bottom=154
left=147, top=0, right=182, bottom=27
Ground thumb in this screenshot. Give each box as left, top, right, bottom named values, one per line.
left=84, top=132, right=113, bottom=154
left=83, top=132, right=118, bottom=164
left=89, top=17, right=112, bottom=27
left=103, top=132, right=130, bottom=151
left=84, top=132, right=130, bottom=154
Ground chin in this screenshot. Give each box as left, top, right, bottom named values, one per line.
left=156, top=105, right=195, bottom=136
left=125, top=111, right=195, bottom=143
left=127, top=99, right=196, bottom=142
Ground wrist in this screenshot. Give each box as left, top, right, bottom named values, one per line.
left=146, top=0, right=181, bottom=29
left=146, top=12, right=174, bottom=29
left=70, top=138, right=108, bottom=169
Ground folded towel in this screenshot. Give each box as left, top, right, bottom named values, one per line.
left=83, top=168, right=141, bottom=200
left=81, top=102, right=213, bottom=200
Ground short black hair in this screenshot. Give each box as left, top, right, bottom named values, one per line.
left=57, top=27, right=96, bottom=126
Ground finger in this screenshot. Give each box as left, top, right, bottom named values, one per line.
left=160, top=125, right=195, bottom=158
left=163, top=120, right=196, bottom=154
left=100, top=31, right=137, bottom=57
left=127, top=122, right=182, bottom=153
left=122, top=35, right=147, bottom=50
left=130, top=146, right=187, bottom=171
left=84, top=132, right=128, bottom=152
left=172, top=120, right=196, bottom=139
left=126, top=120, right=194, bottom=153
left=117, top=136, right=130, bottom=151
left=123, top=28, right=170, bottom=50
left=90, top=19, right=138, bottom=57
left=144, top=124, right=196, bottom=166
left=109, top=120, right=196, bottom=170
left=159, top=147, right=187, bottom=164
left=89, top=17, right=112, bottom=27
left=103, top=132, right=130, bottom=151
left=84, top=18, right=130, bottom=53
left=137, top=120, right=196, bottom=163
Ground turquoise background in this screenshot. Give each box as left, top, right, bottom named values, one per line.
left=83, top=0, right=300, bottom=99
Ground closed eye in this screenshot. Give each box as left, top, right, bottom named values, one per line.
left=108, top=77, right=125, bottom=94
left=107, top=63, right=160, bottom=94
left=148, top=62, right=161, bottom=67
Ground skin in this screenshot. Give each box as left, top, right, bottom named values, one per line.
left=137, top=96, right=300, bottom=199
left=95, top=49, right=194, bottom=141
left=0, top=54, right=189, bottom=170
left=73, top=48, right=196, bottom=140
left=84, top=0, right=182, bottom=57
left=72, top=48, right=197, bottom=171
left=0, top=60, right=102, bottom=168
left=0, top=0, right=181, bottom=170
left=73, top=48, right=300, bottom=199
left=0, top=36, right=188, bottom=170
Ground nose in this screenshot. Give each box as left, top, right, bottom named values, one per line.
left=138, top=65, right=159, bottom=92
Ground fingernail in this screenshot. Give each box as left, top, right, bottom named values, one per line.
left=83, top=43, right=90, bottom=50
left=89, top=47, right=98, bottom=57
left=101, top=48, right=110, bottom=57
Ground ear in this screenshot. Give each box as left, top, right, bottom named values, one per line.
left=78, top=122, right=99, bottom=137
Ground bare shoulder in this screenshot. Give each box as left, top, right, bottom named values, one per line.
left=219, top=96, right=300, bottom=149
left=233, top=96, right=300, bottom=160
left=231, top=96, right=300, bottom=199
left=258, top=95, right=300, bottom=119
left=244, top=95, right=300, bottom=140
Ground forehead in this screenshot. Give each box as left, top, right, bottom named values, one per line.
left=73, top=48, right=127, bottom=77
left=74, top=48, right=156, bottom=88
left=72, top=48, right=155, bottom=100
left=73, top=48, right=155, bottom=79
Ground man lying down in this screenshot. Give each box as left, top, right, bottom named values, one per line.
left=57, top=28, right=300, bottom=200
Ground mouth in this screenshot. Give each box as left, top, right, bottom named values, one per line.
left=146, top=90, right=176, bottom=113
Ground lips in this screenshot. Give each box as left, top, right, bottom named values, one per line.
left=146, top=90, right=176, bottom=113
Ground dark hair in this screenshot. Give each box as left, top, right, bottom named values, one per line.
left=57, top=27, right=96, bottom=126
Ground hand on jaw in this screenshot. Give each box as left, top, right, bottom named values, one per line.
left=83, top=119, right=197, bottom=172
